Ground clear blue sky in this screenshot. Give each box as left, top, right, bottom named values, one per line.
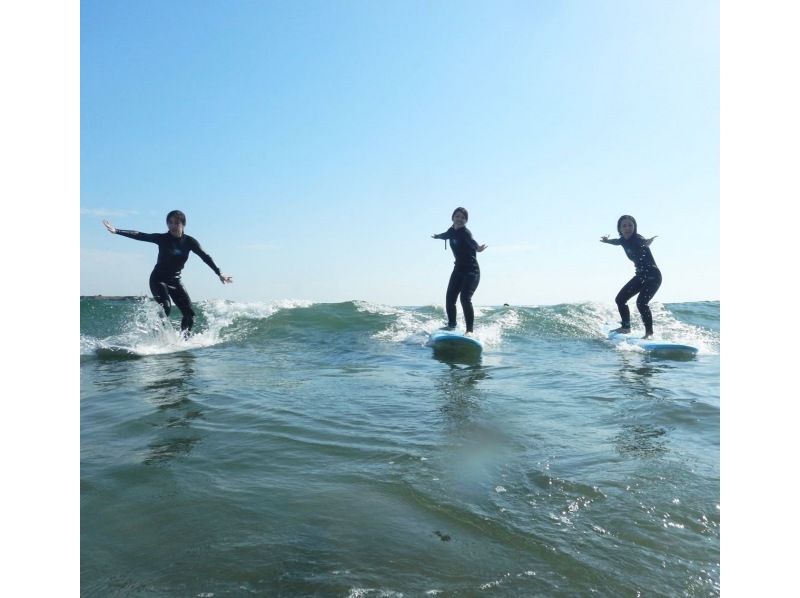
left=80, top=0, right=719, bottom=305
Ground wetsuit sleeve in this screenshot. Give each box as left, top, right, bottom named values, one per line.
left=433, top=228, right=455, bottom=240
left=463, top=228, right=479, bottom=250
left=604, top=238, right=623, bottom=245
left=188, top=237, right=222, bottom=276
left=115, top=230, right=161, bottom=243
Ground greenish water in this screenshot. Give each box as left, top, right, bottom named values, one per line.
left=81, top=299, right=719, bottom=596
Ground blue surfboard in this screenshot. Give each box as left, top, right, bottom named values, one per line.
left=608, top=331, right=698, bottom=357
left=426, top=330, right=483, bottom=353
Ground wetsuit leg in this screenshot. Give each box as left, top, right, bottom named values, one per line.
left=459, top=270, right=480, bottom=332
left=635, top=270, right=662, bottom=336
left=615, top=276, right=643, bottom=328
left=167, top=280, right=196, bottom=331
left=149, top=274, right=173, bottom=316
left=445, top=270, right=462, bottom=328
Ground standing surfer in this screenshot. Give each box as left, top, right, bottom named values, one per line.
left=102, top=210, right=232, bottom=333
left=432, top=207, right=487, bottom=336
left=600, top=215, right=660, bottom=339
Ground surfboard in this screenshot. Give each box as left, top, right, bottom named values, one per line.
left=426, top=330, right=483, bottom=353
left=608, top=331, right=698, bottom=357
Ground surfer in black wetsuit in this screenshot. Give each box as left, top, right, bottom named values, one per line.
left=601, top=215, right=660, bottom=339
left=103, top=210, right=233, bottom=333
left=432, top=207, right=488, bottom=335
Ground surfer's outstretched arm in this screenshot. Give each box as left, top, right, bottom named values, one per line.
left=188, top=237, right=234, bottom=284
left=600, top=235, right=622, bottom=245
left=433, top=229, right=486, bottom=251
left=102, top=220, right=161, bottom=243
left=432, top=229, right=453, bottom=250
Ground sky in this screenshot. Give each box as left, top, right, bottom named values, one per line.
left=80, top=0, right=719, bottom=306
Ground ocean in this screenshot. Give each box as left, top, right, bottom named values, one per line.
left=81, top=298, right=720, bottom=596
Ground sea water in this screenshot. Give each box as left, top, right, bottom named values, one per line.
left=81, top=298, right=719, bottom=596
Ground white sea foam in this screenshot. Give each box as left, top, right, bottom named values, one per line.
left=551, top=301, right=719, bottom=355
left=478, top=573, right=511, bottom=590
left=346, top=589, right=403, bottom=598
left=470, top=307, right=521, bottom=347
left=371, top=306, right=442, bottom=344
left=83, top=298, right=313, bottom=356
left=372, top=305, right=520, bottom=348
left=202, top=297, right=313, bottom=322
left=545, top=301, right=616, bottom=338
left=603, top=302, right=720, bottom=355
left=353, top=300, right=405, bottom=316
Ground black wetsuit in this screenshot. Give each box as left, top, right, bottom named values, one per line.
left=434, top=226, right=481, bottom=332
left=115, top=230, right=222, bottom=331
left=606, top=234, right=662, bottom=335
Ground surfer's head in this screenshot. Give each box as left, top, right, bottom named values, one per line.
left=617, top=215, right=637, bottom=239
left=452, top=207, right=469, bottom=229
left=166, top=210, right=186, bottom=237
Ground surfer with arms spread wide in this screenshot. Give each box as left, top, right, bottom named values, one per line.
left=600, top=214, right=660, bottom=339
left=103, top=210, right=232, bottom=334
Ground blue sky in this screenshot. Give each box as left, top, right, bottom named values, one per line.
left=80, top=0, right=719, bottom=305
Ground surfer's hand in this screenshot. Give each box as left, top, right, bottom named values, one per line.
left=477, top=244, right=488, bottom=252
left=600, top=235, right=610, bottom=242
left=103, top=219, right=117, bottom=234
left=219, top=274, right=233, bottom=284
left=431, top=234, right=438, bottom=239
left=645, top=236, right=658, bottom=246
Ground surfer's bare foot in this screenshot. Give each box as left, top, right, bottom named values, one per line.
left=642, top=333, right=653, bottom=340
left=611, top=327, right=631, bottom=334
left=464, top=331, right=473, bottom=337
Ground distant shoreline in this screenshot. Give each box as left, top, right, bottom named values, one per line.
left=81, top=295, right=146, bottom=301
left=80, top=297, right=721, bottom=304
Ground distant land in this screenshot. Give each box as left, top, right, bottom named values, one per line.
left=81, top=296, right=146, bottom=301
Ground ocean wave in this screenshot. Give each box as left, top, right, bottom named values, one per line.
left=80, top=298, right=719, bottom=355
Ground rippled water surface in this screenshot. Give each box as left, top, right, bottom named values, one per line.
left=81, top=299, right=719, bottom=596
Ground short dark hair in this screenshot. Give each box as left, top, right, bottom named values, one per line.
left=452, top=207, right=469, bottom=221
left=616, top=214, right=637, bottom=235
left=166, top=210, right=186, bottom=226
